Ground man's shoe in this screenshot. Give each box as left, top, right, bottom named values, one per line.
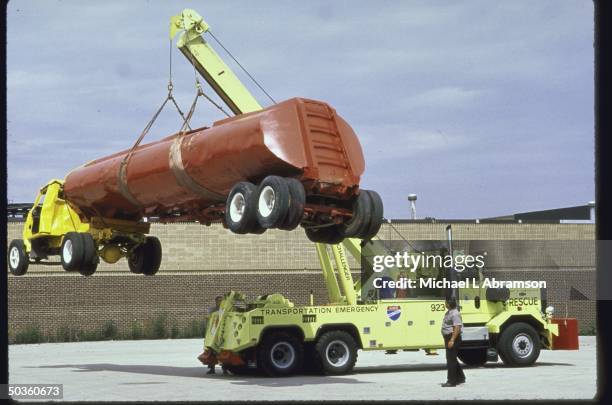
left=441, top=382, right=456, bottom=387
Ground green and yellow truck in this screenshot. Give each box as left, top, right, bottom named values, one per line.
left=198, top=236, right=564, bottom=376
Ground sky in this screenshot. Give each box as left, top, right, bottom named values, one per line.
left=6, top=0, right=594, bottom=220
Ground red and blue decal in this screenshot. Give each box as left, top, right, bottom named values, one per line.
left=387, top=305, right=401, bottom=321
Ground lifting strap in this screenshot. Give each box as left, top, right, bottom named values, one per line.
left=118, top=38, right=228, bottom=207
left=117, top=82, right=192, bottom=207
left=117, top=40, right=195, bottom=206
left=168, top=86, right=225, bottom=201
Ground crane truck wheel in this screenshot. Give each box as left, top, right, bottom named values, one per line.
left=314, top=330, right=358, bottom=375
left=128, top=236, right=162, bottom=276
left=225, top=182, right=260, bottom=234
left=8, top=239, right=29, bottom=276
left=458, top=348, right=488, bottom=367
left=61, top=232, right=86, bottom=271
left=256, top=176, right=291, bottom=229
left=497, top=322, right=541, bottom=367
left=359, top=190, right=384, bottom=240
left=278, top=178, right=306, bottom=231
left=77, top=233, right=99, bottom=276
left=305, top=225, right=345, bottom=244
left=257, top=331, right=303, bottom=377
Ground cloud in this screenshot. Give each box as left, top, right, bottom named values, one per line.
left=398, top=86, right=488, bottom=111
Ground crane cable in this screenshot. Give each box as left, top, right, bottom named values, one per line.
left=207, top=30, right=277, bottom=105
left=121, top=39, right=194, bottom=168
left=119, top=25, right=272, bottom=201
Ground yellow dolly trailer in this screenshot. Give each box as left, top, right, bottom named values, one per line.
left=7, top=179, right=158, bottom=276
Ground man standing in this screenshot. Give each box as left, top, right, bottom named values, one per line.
left=441, top=297, right=466, bottom=387
left=206, top=295, right=228, bottom=375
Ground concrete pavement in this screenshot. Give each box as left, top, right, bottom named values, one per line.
left=8, top=336, right=596, bottom=401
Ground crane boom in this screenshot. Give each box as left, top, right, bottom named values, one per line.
left=170, top=8, right=388, bottom=307
left=170, top=9, right=263, bottom=115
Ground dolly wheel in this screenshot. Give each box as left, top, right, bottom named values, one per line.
left=256, top=176, right=291, bottom=229
left=78, top=233, right=99, bottom=276
left=61, top=232, right=85, bottom=271
left=128, top=236, right=162, bottom=276
left=8, top=239, right=29, bottom=276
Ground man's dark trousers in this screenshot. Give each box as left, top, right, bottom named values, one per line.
left=443, top=334, right=465, bottom=384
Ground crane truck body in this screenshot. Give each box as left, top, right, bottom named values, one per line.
left=199, top=237, right=573, bottom=377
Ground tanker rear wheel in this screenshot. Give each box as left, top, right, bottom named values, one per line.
left=359, top=190, right=384, bottom=240
left=256, top=176, right=291, bottom=229
left=341, top=191, right=373, bottom=239
left=225, top=182, right=261, bottom=234
left=305, top=225, right=345, bottom=244
left=278, top=178, right=305, bottom=231
left=8, top=239, right=29, bottom=276
left=128, top=236, right=162, bottom=276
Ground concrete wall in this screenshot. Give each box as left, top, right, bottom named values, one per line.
left=7, top=222, right=595, bottom=341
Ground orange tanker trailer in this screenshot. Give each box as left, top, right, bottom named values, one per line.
left=63, top=97, right=383, bottom=244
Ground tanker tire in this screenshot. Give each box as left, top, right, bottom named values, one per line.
left=128, top=236, right=162, bottom=276
left=458, top=348, right=488, bottom=367
left=61, top=232, right=85, bottom=271
left=225, top=182, right=260, bottom=234
left=341, top=191, right=372, bottom=238
left=256, top=176, right=291, bottom=229
left=314, top=330, right=358, bottom=375
left=497, top=322, right=541, bottom=367
left=250, top=224, right=267, bottom=234
left=305, top=225, right=345, bottom=244
left=359, top=190, right=384, bottom=240
left=278, top=178, right=306, bottom=231
left=257, top=331, right=303, bottom=377
left=77, top=233, right=99, bottom=276
left=8, top=239, right=29, bottom=276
